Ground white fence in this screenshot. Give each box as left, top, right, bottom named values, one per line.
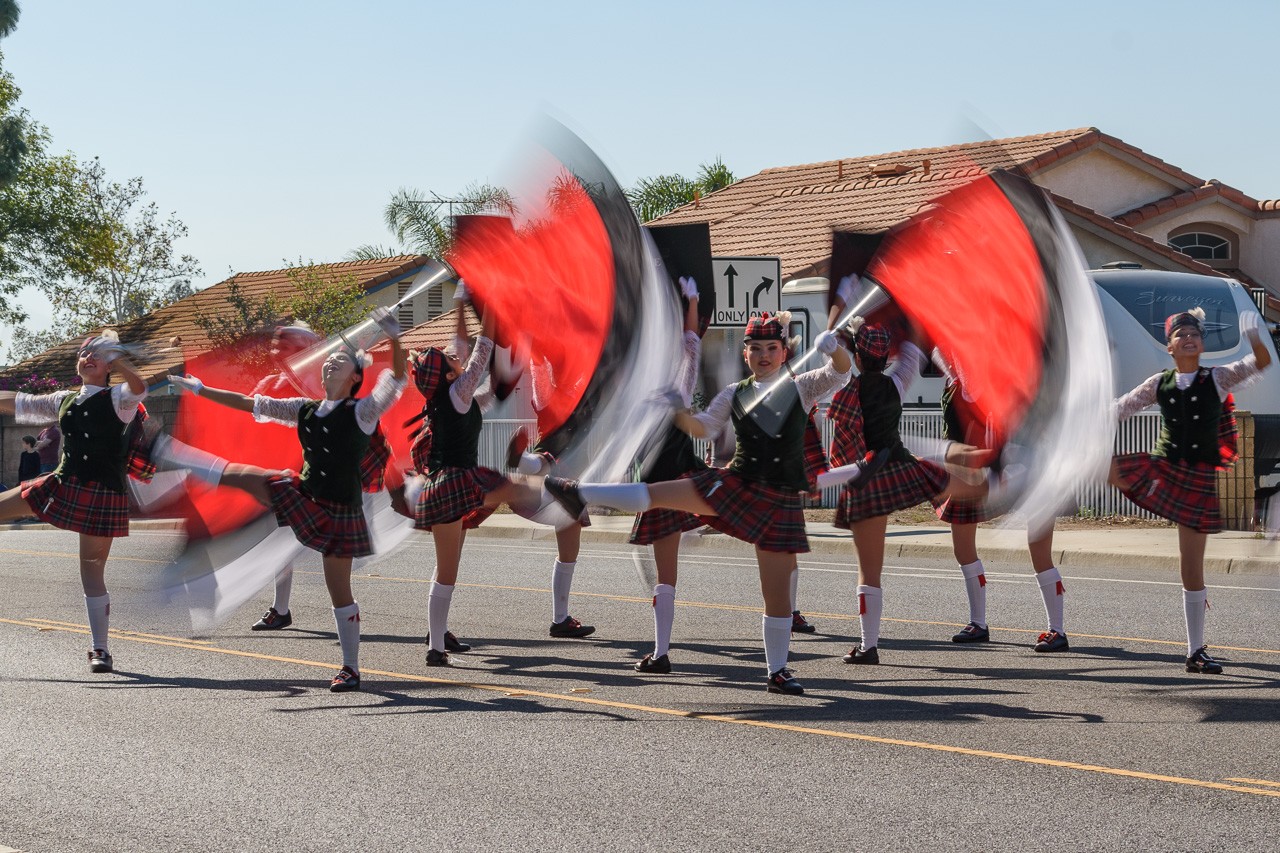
left=479, top=413, right=1168, bottom=519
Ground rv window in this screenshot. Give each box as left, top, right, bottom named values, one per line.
left=1095, top=276, right=1241, bottom=351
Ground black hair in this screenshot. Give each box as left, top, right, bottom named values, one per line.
left=21, top=435, right=36, bottom=447
left=350, top=367, right=364, bottom=398
left=858, top=352, right=888, bottom=373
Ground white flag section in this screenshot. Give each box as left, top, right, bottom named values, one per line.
left=160, top=487, right=418, bottom=632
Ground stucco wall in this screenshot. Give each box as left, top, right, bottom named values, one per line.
left=1036, top=148, right=1183, bottom=217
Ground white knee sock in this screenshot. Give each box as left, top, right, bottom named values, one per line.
left=272, top=565, right=294, bottom=615
left=85, top=593, right=110, bottom=652
left=789, top=568, right=800, bottom=612
left=1036, top=568, right=1065, bottom=633
left=762, top=614, right=791, bottom=674
left=152, top=435, right=228, bottom=486
left=960, top=560, right=986, bottom=627
left=552, top=560, right=575, bottom=623
left=333, top=602, right=360, bottom=669
left=578, top=483, right=651, bottom=513
left=858, top=584, right=883, bottom=650
left=1183, top=588, right=1208, bottom=655
left=653, top=583, right=675, bottom=657
left=517, top=452, right=548, bottom=476
left=428, top=581, right=454, bottom=652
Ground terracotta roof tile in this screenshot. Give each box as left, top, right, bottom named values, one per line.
left=2, top=255, right=431, bottom=388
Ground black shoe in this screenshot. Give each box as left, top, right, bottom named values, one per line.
left=544, top=476, right=587, bottom=521
left=952, top=622, right=990, bottom=643
left=252, top=607, right=293, bottom=631
left=550, top=616, right=596, bottom=638
left=1034, top=630, right=1069, bottom=653
left=425, top=648, right=451, bottom=667
left=842, top=646, right=879, bottom=665
left=847, top=450, right=890, bottom=492
left=766, top=668, right=804, bottom=695
left=1186, top=646, right=1223, bottom=674
left=329, top=665, right=360, bottom=692
left=506, top=427, right=530, bottom=470
left=791, top=610, right=817, bottom=634
left=443, top=631, right=471, bottom=653
left=88, top=648, right=113, bottom=674
left=634, top=653, right=671, bottom=674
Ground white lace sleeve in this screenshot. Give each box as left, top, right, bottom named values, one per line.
left=449, top=336, right=494, bottom=414
left=1115, top=374, right=1161, bottom=421
left=678, top=331, right=701, bottom=406
left=530, top=357, right=553, bottom=412
left=885, top=342, right=925, bottom=399
left=253, top=395, right=309, bottom=426
left=796, top=354, right=855, bottom=410
left=355, top=369, right=408, bottom=435
left=1212, top=354, right=1261, bottom=399
left=692, top=384, right=735, bottom=435
left=110, top=382, right=147, bottom=423
left=14, top=391, right=73, bottom=425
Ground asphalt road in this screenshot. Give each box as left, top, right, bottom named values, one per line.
left=2, top=527, right=1278, bottom=852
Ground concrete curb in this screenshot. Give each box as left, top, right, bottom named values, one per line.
left=2, top=517, right=1275, bottom=577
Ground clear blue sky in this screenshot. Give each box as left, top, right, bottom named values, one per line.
left=3, top=0, right=1277, bottom=336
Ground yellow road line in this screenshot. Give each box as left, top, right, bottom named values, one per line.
left=5, top=615, right=1280, bottom=802
left=1226, top=778, right=1280, bottom=788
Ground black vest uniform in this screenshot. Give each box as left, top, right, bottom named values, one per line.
left=427, top=392, right=483, bottom=473
left=859, top=372, right=914, bottom=464
left=297, top=400, right=370, bottom=507
left=729, top=377, right=808, bottom=492
left=54, top=390, right=131, bottom=493
left=1152, top=369, right=1221, bottom=466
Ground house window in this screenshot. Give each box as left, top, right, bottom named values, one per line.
left=1169, top=232, right=1230, bottom=261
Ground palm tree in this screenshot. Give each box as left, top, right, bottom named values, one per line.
left=347, top=182, right=516, bottom=261
left=0, top=1, right=19, bottom=39
left=627, top=157, right=736, bottom=223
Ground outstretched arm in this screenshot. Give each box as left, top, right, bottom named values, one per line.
left=169, top=374, right=256, bottom=413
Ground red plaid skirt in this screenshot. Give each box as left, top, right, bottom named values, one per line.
left=267, top=473, right=373, bottom=558
left=629, top=507, right=703, bottom=546
left=683, top=468, right=808, bottom=553
left=933, top=495, right=990, bottom=526
left=1113, top=454, right=1220, bottom=533
left=836, top=459, right=949, bottom=527
left=415, top=466, right=508, bottom=531
left=22, top=475, right=130, bottom=538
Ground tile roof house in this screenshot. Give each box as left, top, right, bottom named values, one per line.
left=0, top=255, right=454, bottom=389
left=650, top=127, right=1280, bottom=314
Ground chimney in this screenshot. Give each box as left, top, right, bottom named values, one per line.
left=922, top=159, right=931, bottom=176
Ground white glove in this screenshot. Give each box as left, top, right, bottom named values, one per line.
left=454, top=279, right=470, bottom=304
left=370, top=306, right=401, bottom=339
left=836, top=275, right=856, bottom=305
left=813, top=330, right=838, bottom=355
left=169, top=374, right=204, bottom=396
left=1240, top=309, right=1262, bottom=339
left=842, top=315, right=866, bottom=335
left=679, top=276, right=699, bottom=300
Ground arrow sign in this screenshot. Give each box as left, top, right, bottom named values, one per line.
left=752, top=276, right=774, bottom=307
left=723, top=264, right=737, bottom=308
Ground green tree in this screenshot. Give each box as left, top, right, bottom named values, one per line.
left=347, top=182, right=515, bottom=260
left=281, top=261, right=369, bottom=337
left=35, top=156, right=200, bottom=331
left=626, top=157, right=736, bottom=223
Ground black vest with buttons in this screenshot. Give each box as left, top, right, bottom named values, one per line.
left=729, top=377, right=808, bottom=491
left=297, top=399, right=370, bottom=507
left=53, top=389, right=131, bottom=493
left=1152, top=369, right=1220, bottom=466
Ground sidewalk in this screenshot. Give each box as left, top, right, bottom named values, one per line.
left=3, top=515, right=1275, bottom=576
left=463, top=514, right=1280, bottom=576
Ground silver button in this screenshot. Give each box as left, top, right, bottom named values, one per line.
left=773, top=457, right=781, bottom=462
left=82, top=454, right=88, bottom=460
left=1192, top=444, right=1199, bottom=449
left=84, top=433, right=89, bottom=437
left=1191, top=396, right=1198, bottom=401
left=320, top=471, right=327, bottom=476
left=1193, top=415, right=1200, bottom=420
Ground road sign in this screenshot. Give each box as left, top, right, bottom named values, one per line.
left=710, top=257, right=782, bottom=328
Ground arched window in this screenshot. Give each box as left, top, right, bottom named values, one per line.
left=1169, top=232, right=1230, bottom=261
